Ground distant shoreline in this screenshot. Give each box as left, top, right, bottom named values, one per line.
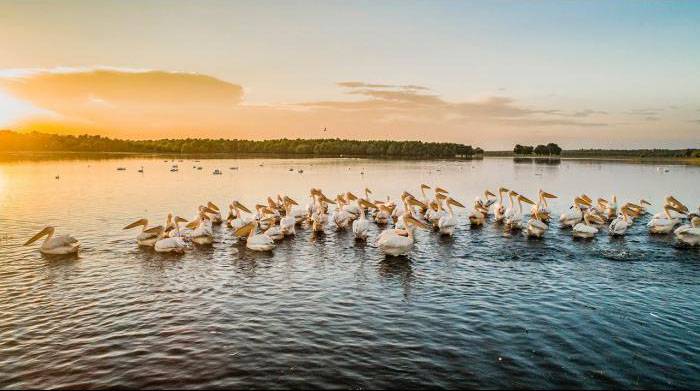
left=1, top=150, right=698, bottom=165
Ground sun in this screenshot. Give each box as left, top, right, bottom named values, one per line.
left=0, top=90, right=43, bottom=128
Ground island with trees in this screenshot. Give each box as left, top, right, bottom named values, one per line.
left=0, top=130, right=482, bottom=159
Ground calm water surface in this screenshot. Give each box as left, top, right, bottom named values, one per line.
left=0, top=156, right=699, bottom=389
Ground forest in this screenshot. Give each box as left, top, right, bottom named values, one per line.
left=0, top=131, right=482, bottom=158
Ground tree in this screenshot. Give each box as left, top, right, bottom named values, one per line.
left=534, top=144, right=549, bottom=155
left=546, top=143, right=562, bottom=155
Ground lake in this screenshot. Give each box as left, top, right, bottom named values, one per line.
left=0, top=155, right=699, bottom=388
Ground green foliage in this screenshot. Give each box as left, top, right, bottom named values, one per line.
left=0, top=131, right=478, bottom=158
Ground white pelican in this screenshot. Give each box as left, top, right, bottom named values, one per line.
left=166, top=214, right=190, bottom=238
left=266, top=197, right=282, bottom=222
left=531, top=190, right=557, bottom=223
left=344, top=192, right=361, bottom=220
left=648, top=204, right=686, bottom=234
left=254, top=204, right=272, bottom=231
left=653, top=196, right=688, bottom=220
left=468, top=198, right=490, bottom=226
left=228, top=201, right=253, bottom=235
left=493, top=187, right=509, bottom=223
left=636, top=199, right=652, bottom=214
left=503, top=190, right=519, bottom=224
left=236, top=218, right=276, bottom=251
left=419, top=184, right=432, bottom=212
left=395, top=194, right=429, bottom=230
left=185, top=207, right=216, bottom=245
left=608, top=204, right=639, bottom=236
left=559, top=196, right=591, bottom=228
left=24, top=226, right=80, bottom=255
left=154, top=228, right=189, bottom=253
left=376, top=214, right=428, bottom=256
left=573, top=211, right=606, bottom=239
left=206, top=201, right=223, bottom=225
left=374, top=204, right=392, bottom=225
left=280, top=196, right=298, bottom=236
left=505, top=194, right=534, bottom=231
left=332, top=194, right=352, bottom=230
left=123, top=218, right=163, bottom=247
left=426, top=188, right=449, bottom=229
left=604, top=195, right=618, bottom=221
left=525, top=208, right=549, bottom=238
left=674, top=216, right=700, bottom=246
left=311, top=192, right=335, bottom=232
left=263, top=209, right=285, bottom=241
left=352, top=199, right=377, bottom=240
left=437, top=196, right=465, bottom=236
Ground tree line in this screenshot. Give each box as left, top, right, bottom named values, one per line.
left=0, top=131, right=482, bottom=158
left=513, top=143, right=562, bottom=156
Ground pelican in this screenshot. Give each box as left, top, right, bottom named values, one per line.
left=559, top=196, right=591, bottom=228
left=419, top=184, right=432, bottom=212
left=205, top=201, right=223, bottom=225
left=279, top=196, right=298, bottom=236
left=426, top=188, right=448, bottom=229
left=123, top=218, right=163, bottom=247
left=254, top=204, right=272, bottom=231
left=228, top=201, right=253, bottom=235
left=468, top=197, right=490, bottom=226
left=395, top=194, right=429, bottom=230
left=437, top=196, right=465, bottom=236
left=503, top=190, right=519, bottom=224
left=674, top=216, right=700, bottom=246
left=266, top=196, right=282, bottom=222
left=24, top=226, right=80, bottom=255
left=637, top=199, right=653, bottom=214
left=311, top=192, right=335, bottom=232
left=332, top=194, right=352, bottom=230
left=376, top=214, right=428, bottom=256
left=493, top=187, right=509, bottom=223
left=573, top=211, right=606, bottom=239
left=185, top=207, right=216, bottom=245
left=352, top=199, right=377, bottom=240
left=525, top=208, right=549, bottom=238
left=374, top=204, right=392, bottom=225
left=532, top=190, right=557, bottom=222
left=344, top=192, right=361, bottom=220
left=505, top=194, right=534, bottom=231
left=608, top=204, right=639, bottom=236
left=166, top=214, right=190, bottom=238
left=653, top=196, right=688, bottom=220
left=263, top=208, right=285, bottom=241
left=236, top=218, right=276, bottom=251
left=604, top=195, right=618, bottom=221
left=648, top=204, right=686, bottom=234
left=154, top=224, right=189, bottom=253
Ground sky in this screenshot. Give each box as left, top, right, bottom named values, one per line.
left=0, top=0, right=699, bottom=149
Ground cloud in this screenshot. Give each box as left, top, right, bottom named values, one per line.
left=337, top=81, right=430, bottom=91
left=1, top=67, right=687, bottom=148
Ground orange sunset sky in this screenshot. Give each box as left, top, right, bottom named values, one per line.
left=1, top=1, right=699, bottom=149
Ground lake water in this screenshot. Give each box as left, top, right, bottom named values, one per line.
left=0, top=155, right=699, bottom=388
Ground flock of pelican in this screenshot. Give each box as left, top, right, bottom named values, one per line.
left=24, top=185, right=700, bottom=256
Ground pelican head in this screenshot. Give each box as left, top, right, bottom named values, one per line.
left=446, top=197, right=465, bottom=208
left=518, top=195, right=535, bottom=205
left=233, top=201, right=252, bottom=213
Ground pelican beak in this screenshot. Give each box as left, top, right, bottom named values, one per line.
left=590, top=214, right=605, bottom=225
left=202, top=207, right=217, bottom=214
left=365, top=188, right=372, bottom=194
left=123, top=218, right=148, bottom=230
left=421, top=184, right=431, bottom=190
left=541, top=191, right=557, bottom=199
left=322, top=195, right=336, bottom=204
left=235, top=201, right=252, bottom=213
left=175, top=216, right=188, bottom=224
left=485, top=190, right=496, bottom=198
left=575, top=197, right=592, bottom=207
left=580, top=194, right=593, bottom=203
left=435, top=187, right=449, bottom=194
left=286, top=197, right=299, bottom=206
left=346, top=192, right=358, bottom=201
left=185, top=220, right=200, bottom=229
left=408, top=198, right=428, bottom=209
left=207, top=201, right=220, bottom=211
left=360, top=199, right=377, bottom=209
left=641, top=199, right=652, bottom=206
left=518, top=195, right=535, bottom=205
left=234, top=222, right=254, bottom=237
left=143, top=225, right=164, bottom=234
left=666, top=204, right=687, bottom=215
left=498, top=187, right=509, bottom=193
left=24, top=226, right=53, bottom=246
left=448, top=198, right=465, bottom=208
left=405, top=216, right=429, bottom=229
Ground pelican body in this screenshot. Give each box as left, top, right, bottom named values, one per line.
left=24, top=226, right=80, bottom=255
left=376, top=215, right=427, bottom=256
